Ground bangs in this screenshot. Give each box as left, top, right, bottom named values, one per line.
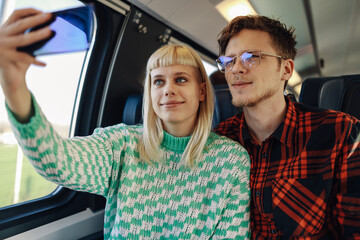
left=147, top=45, right=198, bottom=71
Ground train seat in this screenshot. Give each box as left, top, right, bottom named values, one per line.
left=122, top=94, right=143, bottom=125
left=299, top=74, right=360, bottom=119
left=212, top=85, right=242, bottom=128
left=210, top=70, right=242, bottom=127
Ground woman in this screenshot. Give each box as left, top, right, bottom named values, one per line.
left=0, top=9, right=250, bottom=239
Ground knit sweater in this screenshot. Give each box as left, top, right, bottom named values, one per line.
left=7, top=98, right=250, bottom=239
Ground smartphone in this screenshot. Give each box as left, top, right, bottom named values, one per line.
left=18, top=5, right=94, bottom=56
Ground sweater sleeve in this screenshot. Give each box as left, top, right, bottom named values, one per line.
left=6, top=95, right=124, bottom=197
left=211, top=147, right=251, bottom=240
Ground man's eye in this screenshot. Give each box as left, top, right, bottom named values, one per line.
left=244, top=52, right=260, bottom=60
left=153, top=79, right=164, bottom=86
left=224, top=60, right=233, bottom=66
left=220, top=56, right=233, bottom=66
left=251, top=55, right=261, bottom=59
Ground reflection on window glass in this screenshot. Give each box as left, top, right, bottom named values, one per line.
left=0, top=0, right=88, bottom=208
left=202, top=60, right=218, bottom=76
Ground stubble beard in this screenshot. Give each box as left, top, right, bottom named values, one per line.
left=231, top=85, right=280, bottom=107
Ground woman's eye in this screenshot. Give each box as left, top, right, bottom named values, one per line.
left=176, top=77, right=186, bottom=83
left=153, top=79, right=164, bottom=86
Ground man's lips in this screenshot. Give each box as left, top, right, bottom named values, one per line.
left=232, top=81, right=252, bottom=88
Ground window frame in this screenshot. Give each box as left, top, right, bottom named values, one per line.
left=0, top=2, right=123, bottom=238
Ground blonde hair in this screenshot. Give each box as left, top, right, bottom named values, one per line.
left=138, top=44, right=215, bottom=167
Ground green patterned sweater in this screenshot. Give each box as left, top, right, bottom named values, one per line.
left=7, top=98, right=250, bottom=239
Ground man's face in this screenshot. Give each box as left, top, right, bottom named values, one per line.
left=224, top=29, right=287, bottom=107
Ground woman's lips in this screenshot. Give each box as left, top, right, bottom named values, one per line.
left=160, top=101, right=185, bottom=107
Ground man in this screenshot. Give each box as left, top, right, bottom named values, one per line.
left=214, top=15, right=360, bottom=239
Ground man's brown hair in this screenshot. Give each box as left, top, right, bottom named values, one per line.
left=218, top=15, right=297, bottom=60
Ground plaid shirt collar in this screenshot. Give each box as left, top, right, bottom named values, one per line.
left=237, top=96, right=296, bottom=147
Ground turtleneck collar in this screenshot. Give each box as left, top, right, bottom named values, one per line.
left=161, top=131, right=191, bottom=153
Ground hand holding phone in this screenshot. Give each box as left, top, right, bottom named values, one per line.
left=18, top=5, right=94, bottom=56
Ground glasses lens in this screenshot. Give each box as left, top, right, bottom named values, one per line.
left=217, top=56, right=233, bottom=72
left=241, top=52, right=260, bottom=69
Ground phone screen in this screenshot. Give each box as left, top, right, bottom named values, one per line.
left=18, top=5, right=94, bottom=56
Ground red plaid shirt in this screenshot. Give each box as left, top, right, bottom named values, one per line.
left=214, top=97, right=360, bottom=239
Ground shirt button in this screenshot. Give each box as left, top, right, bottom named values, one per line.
left=255, top=191, right=261, bottom=197
left=271, top=229, right=278, bottom=234
left=262, top=153, right=268, bottom=158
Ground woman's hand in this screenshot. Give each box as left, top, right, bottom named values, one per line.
left=0, top=8, right=53, bottom=121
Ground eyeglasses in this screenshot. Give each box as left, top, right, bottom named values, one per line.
left=216, top=51, right=287, bottom=72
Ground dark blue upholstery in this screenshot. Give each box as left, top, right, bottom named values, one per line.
left=212, top=85, right=242, bottom=128
left=210, top=71, right=242, bottom=127
left=299, top=74, right=360, bottom=120
left=122, top=94, right=143, bottom=125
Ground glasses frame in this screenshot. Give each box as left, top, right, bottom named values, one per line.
left=216, top=51, right=287, bottom=73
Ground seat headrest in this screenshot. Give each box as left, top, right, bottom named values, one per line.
left=299, top=74, right=360, bottom=119
left=342, top=79, right=360, bottom=119
left=212, top=85, right=242, bottom=128
left=122, top=94, right=143, bottom=125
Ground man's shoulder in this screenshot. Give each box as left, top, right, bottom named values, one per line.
left=295, top=101, right=359, bottom=124
left=213, top=113, right=244, bottom=142
left=209, top=131, right=244, bottom=148
left=214, top=113, right=244, bottom=130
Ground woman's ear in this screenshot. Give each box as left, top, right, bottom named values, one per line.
left=199, top=82, right=206, bottom=101
left=281, top=59, right=294, bottom=81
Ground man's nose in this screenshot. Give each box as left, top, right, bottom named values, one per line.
left=231, top=57, right=247, bottom=74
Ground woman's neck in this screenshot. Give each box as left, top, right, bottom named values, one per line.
left=162, top=118, right=196, bottom=137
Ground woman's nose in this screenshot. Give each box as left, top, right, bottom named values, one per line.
left=165, top=89, right=175, bottom=96
left=164, top=83, right=176, bottom=96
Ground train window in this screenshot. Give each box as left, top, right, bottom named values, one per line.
left=0, top=0, right=90, bottom=208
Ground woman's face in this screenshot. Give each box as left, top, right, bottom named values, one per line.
left=150, top=64, right=206, bottom=137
